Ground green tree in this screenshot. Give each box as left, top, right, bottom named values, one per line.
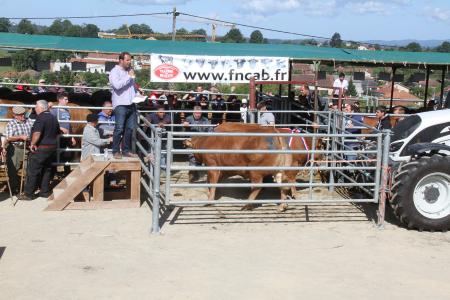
left=81, top=24, right=100, bottom=38
left=176, top=27, right=189, bottom=35
left=191, top=28, right=207, bottom=36
left=64, top=24, right=82, bottom=37
left=330, top=32, right=342, bottom=48
left=347, top=80, right=358, bottom=97
left=222, top=28, right=245, bottom=43
left=45, top=19, right=66, bottom=35
left=249, top=30, right=264, bottom=43
left=0, top=18, right=11, bottom=32
left=115, top=24, right=130, bottom=35
left=402, top=42, right=422, bottom=52
left=17, top=19, right=36, bottom=34
left=436, top=41, right=450, bottom=53
left=300, top=39, right=318, bottom=46
left=11, top=50, right=38, bottom=71
left=129, top=23, right=153, bottom=35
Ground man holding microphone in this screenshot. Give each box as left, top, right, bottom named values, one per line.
left=109, top=51, right=139, bottom=159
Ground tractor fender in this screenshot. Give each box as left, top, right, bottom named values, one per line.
left=407, top=142, right=450, bottom=156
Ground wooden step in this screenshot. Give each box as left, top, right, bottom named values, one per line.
left=46, top=160, right=110, bottom=211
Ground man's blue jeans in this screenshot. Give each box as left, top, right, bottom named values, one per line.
left=112, top=104, right=137, bottom=154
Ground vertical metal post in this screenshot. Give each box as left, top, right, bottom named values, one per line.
left=440, top=67, right=446, bottom=109
left=165, top=132, right=173, bottom=206
left=424, top=67, right=431, bottom=109
left=329, top=110, right=336, bottom=192
left=151, top=127, right=162, bottom=234
left=389, top=66, right=397, bottom=111
left=377, top=130, right=391, bottom=228
left=373, top=133, right=383, bottom=202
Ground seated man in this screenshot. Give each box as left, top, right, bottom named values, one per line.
left=97, top=101, right=115, bottom=139
left=81, top=114, right=112, bottom=161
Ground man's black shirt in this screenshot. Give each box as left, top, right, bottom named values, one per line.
left=31, top=110, right=60, bottom=146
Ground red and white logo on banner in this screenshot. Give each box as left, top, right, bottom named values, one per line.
left=154, top=64, right=179, bottom=80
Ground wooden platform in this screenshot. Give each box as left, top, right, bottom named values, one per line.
left=46, top=156, right=141, bottom=211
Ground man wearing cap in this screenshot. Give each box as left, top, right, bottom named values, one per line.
left=4, top=106, right=33, bottom=194
left=33, top=79, right=48, bottom=94
left=19, top=100, right=60, bottom=200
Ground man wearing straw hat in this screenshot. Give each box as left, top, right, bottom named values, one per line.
left=4, top=106, right=33, bottom=195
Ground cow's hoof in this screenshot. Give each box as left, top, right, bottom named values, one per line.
left=241, top=204, right=256, bottom=211
left=277, top=203, right=288, bottom=213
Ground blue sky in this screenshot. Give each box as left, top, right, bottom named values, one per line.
left=1, top=0, right=449, bottom=41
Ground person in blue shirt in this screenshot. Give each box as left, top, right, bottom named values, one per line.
left=97, top=101, right=115, bottom=139
left=50, top=91, right=75, bottom=175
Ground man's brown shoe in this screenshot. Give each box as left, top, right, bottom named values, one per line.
left=113, top=152, right=122, bottom=159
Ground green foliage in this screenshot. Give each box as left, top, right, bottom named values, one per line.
left=43, top=19, right=99, bottom=38
left=17, top=19, right=36, bottom=34
left=176, top=27, right=189, bottom=35
left=115, top=24, right=129, bottom=35
left=249, top=30, right=264, bottom=44
left=11, top=50, right=39, bottom=71
left=129, top=23, right=153, bottom=35
left=401, top=42, right=422, bottom=52
left=0, top=17, right=11, bottom=32
left=347, top=80, right=358, bottom=97
left=222, top=28, right=245, bottom=43
left=436, top=41, right=450, bottom=53
left=330, top=32, right=342, bottom=48
left=300, top=39, right=318, bottom=46
left=191, top=28, right=207, bottom=36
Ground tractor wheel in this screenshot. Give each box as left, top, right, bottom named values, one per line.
left=390, top=155, right=450, bottom=231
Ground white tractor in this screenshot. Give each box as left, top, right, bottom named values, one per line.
left=389, top=109, right=450, bottom=231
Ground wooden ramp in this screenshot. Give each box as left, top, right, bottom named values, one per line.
left=46, top=156, right=141, bottom=211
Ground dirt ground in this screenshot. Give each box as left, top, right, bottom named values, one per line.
left=2, top=192, right=450, bottom=300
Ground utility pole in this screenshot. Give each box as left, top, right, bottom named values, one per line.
left=171, top=7, right=179, bottom=41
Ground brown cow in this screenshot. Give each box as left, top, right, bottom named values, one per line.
left=189, top=122, right=293, bottom=211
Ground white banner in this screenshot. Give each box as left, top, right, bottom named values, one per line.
left=150, top=54, right=289, bottom=83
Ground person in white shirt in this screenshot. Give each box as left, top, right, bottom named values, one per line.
left=333, top=72, right=348, bottom=98
left=240, top=98, right=248, bottom=123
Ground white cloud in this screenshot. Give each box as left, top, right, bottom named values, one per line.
left=115, top=0, right=190, bottom=5
left=424, top=6, right=450, bottom=22
left=236, top=0, right=412, bottom=18
left=346, top=1, right=388, bottom=14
